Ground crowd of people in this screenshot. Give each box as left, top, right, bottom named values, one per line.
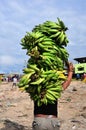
left=76, top=72, right=86, bottom=82
left=1, top=74, right=21, bottom=88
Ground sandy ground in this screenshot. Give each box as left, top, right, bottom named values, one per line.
left=0, top=80, right=86, bottom=130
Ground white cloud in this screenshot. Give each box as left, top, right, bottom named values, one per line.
left=0, top=55, right=24, bottom=66
left=0, top=55, right=14, bottom=65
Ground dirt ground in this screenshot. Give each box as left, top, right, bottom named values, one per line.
left=0, top=80, right=86, bottom=130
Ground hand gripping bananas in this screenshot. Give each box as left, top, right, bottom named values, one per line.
left=18, top=18, right=69, bottom=106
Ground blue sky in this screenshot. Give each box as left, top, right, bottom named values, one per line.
left=0, top=0, right=86, bottom=73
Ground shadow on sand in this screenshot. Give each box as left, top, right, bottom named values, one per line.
left=0, top=119, right=31, bottom=130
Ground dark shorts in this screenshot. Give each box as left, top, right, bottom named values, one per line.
left=32, top=117, right=60, bottom=130
left=13, top=83, right=17, bottom=86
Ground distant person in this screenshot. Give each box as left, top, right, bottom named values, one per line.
left=12, top=76, right=18, bottom=89
left=83, top=73, right=86, bottom=83
left=76, top=73, right=80, bottom=80
left=6, top=77, right=8, bottom=82
left=83, top=73, right=86, bottom=78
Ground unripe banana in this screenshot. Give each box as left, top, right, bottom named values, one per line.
left=29, top=64, right=39, bottom=71
left=30, top=77, right=45, bottom=85
left=46, top=92, right=56, bottom=101
left=23, top=68, right=35, bottom=74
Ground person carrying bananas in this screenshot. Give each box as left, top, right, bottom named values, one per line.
left=18, top=18, right=74, bottom=130
left=32, top=62, right=74, bottom=130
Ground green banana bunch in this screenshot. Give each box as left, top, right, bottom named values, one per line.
left=32, top=18, right=68, bottom=44
left=46, top=89, right=61, bottom=100
left=43, top=20, right=62, bottom=30
left=21, top=31, right=44, bottom=53
left=18, top=71, right=34, bottom=87
left=19, top=18, right=70, bottom=106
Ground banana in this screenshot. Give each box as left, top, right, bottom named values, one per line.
left=19, top=72, right=34, bottom=86
left=30, top=77, right=45, bottom=85
left=43, top=37, right=53, bottom=42
left=41, top=96, right=48, bottom=105
left=45, top=58, right=53, bottom=67
left=55, top=23, right=62, bottom=30
left=42, top=52, right=55, bottom=58
left=23, top=68, right=35, bottom=74
left=22, top=78, right=31, bottom=86
left=18, top=82, right=24, bottom=87
left=64, top=37, right=69, bottom=46
left=38, top=43, right=47, bottom=50
left=43, top=48, right=57, bottom=54
left=28, top=31, right=43, bottom=39
left=50, top=31, right=61, bottom=38
left=19, top=87, right=25, bottom=91
left=41, top=73, right=56, bottom=84
left=46, top=92, right=56, bottom=101
left=56, top=70, right=64, bottom=74
left=38, top=42, right=54, bottom=50
left=47, top=89, right=61, bottom=99
left=37, top=99, right=41, bottom=106
left=41, top=41, right=54, bottom=46
left=28, top=64, right=39, bottom=71
left=19, top=84, right=29, bottom=91
left=56, top=31, right=64, bottom=43
left=48, top=28, right=58, bottom=33
left=41, top=55, right=56, bottom=65
left=19, top=74, right=30, bottom=83
left=58, top=73, right=66, bottom=80
left=46, top=73, right=56, bottom=81
left=41, top=74, right=48, bottom=78
left=60, top=47, right=69, bottom=61
left=44, top=21, right=58, bottom=28
left=59, top=31, right=65, bottom=44
left=49, top=85, right=62, bottom=92
left=42, top=70, right=54, bottom=75
left=47, top=55, right=58, bottom=62
left=35, top=37, right=45, bottom=43
left=46, top=84, right=55, bottom=89
left=37, top=85, right=42, bottom=94
left=56, top=57, right=63, bottom=64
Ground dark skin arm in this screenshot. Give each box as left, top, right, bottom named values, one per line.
left=62, top=62, right=74, bottom=90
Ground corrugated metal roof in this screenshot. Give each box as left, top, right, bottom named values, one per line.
left=74, top=57, right=86, bottom=63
